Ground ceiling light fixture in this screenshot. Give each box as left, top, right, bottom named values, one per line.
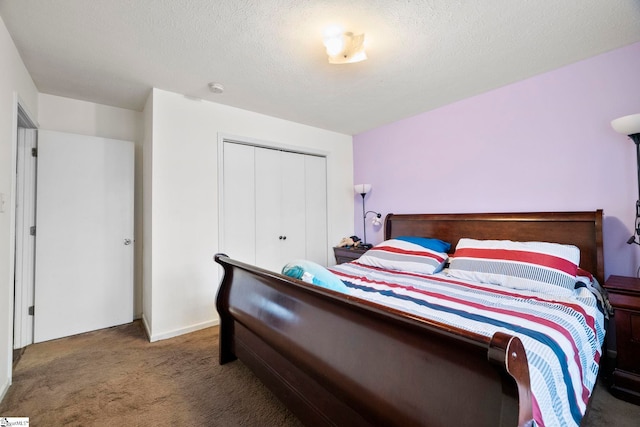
left=323, top=26, right=367, bottom=64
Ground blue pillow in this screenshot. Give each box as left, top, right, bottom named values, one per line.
left=395, top=236, right=451, bottom=253
left=282, top=260, right=349, bottom=293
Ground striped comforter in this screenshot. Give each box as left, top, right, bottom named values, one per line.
left=328, top=261, right=607, bottom=427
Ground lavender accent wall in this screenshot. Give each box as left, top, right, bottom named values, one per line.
left=353, top=42, right=640, bottom=279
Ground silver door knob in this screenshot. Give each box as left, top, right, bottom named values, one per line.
left=124, top=238, right=132, bottom=245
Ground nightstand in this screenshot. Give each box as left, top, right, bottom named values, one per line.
left=333, top=247, right=368, bottom=264
left=604, top=275, right=640, bottom=405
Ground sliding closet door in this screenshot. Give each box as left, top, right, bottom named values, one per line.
left=278, top=151, right=306, bottom=265
left=254, top=147, right=280, bottom=269
left=255, top=149, right=305, bottom=271
left=221, top=140, right=328, bottom=272
left=221, top=143, right=256, bottom=264
left=304, top=155, right=327, bottom=266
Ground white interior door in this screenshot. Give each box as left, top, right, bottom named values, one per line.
left=14, top=128, right=37, bottom=348
left=34, top=130, right=134, bottom=343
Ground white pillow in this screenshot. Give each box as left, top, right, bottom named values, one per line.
left=447, top=238, right=580, bottom=296
left=356, top=237, right=450, bottom=275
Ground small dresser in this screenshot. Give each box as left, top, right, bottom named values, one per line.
left=333, top=247, right=368, bottom=264
left=604, top=275, right=640, bottom=405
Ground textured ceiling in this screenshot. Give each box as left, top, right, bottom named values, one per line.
left=1, top=0, right=639, bottom=135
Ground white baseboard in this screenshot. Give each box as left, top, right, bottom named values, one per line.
left=145, top=317, right=219, bottom=343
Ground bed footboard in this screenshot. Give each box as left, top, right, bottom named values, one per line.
left=214, top=254, right=533, bottom=427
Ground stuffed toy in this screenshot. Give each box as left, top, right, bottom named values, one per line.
left=337, top=235, right=362, bottom=248
left=337, top=237, right=355, bottom=247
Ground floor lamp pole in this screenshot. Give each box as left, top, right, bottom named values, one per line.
left=633, top=135, right=640, bottom=241
left=610, top=114, right=640, bottom=245
left=361, top=192, right=367, bottom=245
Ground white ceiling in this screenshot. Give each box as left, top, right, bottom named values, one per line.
left=1, top=0, right=639, bottom=135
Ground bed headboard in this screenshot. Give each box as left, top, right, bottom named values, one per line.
left=384, top=210, right=604, bottom=284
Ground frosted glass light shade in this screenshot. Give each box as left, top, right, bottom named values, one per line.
left=323, top=30, right=367, bottom=64
left=611, top=114, right=640, bottom=136
left=354, top=184, right=371, bottom=195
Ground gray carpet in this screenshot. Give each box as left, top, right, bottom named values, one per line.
left=0, top=321, right=638, bottom=426
left=0, top=322, right=302, bottom=426
left=583, top=376, right=640, bottom=426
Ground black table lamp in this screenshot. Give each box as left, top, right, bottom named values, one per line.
left=612, top=113, right=640, bottom=245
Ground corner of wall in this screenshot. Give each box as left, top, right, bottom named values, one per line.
left=0, top=376, right=10, bottom=404
left=141, top=88, right=154, bottom=336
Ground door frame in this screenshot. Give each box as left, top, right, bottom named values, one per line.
left=12, top=99, right=38, bottom=349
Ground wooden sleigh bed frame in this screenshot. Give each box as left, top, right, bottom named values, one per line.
left=214, top=210, right=604, bottom=427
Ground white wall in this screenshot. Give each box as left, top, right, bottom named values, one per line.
left=142, top=91, right=153, bottom=331
left=38, top=94, right=142, bottom=141
left=37, top=94, right=144, bottom=317
left=0, top=15, right=38, bottom=401
left=144, top=88, right=354, bottom=341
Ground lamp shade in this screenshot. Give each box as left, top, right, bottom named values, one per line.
left=611, top=114, right=640, bottom=136
left=354, top=184, right=371, bottom=195
left=323, top=30, right=367, bottom=64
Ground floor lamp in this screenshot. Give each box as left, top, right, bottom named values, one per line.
left=354, top=184, right=381, bottom=249
left=611, top=113, right=640, bottom=245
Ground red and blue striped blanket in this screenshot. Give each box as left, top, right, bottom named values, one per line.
left=328, top=262, right=607, bottom=427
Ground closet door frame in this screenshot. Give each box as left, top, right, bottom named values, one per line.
left=217, top=133, right=329, bottom=268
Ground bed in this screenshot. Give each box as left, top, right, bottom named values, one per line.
left=214, top=210, right=606, bottom=427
